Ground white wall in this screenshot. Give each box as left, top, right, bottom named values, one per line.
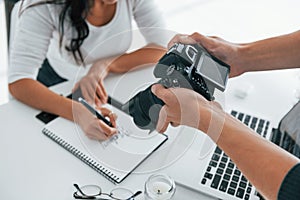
left=1, top=0, right=300, bottom=105
left=156, top=0, right=300, bottom=42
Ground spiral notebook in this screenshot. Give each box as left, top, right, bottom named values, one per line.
left=41, top=105, right=168, bottom=184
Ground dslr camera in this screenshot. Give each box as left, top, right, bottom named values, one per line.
left=122, top=43, right=230, bottom=131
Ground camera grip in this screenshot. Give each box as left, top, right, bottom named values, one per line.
left=122, top=84, right=164, bottom=131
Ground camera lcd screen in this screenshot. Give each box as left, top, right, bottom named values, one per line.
left=197, top=53, right=229, bottom=91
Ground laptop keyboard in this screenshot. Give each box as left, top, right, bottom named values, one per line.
left=200, top=110, right=270, bottom=200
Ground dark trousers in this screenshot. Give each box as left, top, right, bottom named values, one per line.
left=37, top=59, right=67, bottom=87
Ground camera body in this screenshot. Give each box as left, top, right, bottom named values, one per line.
left=122, top=43, right=230, bottom=131
left=154, top=43, right=230, bottom=101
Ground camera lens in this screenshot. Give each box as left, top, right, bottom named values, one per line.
left=122, top=84, right=164, bottom=131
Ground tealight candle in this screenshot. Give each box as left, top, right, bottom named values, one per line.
left=144, top=174, right=176, bottom=200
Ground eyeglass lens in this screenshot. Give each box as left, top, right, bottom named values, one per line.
left=78, top=185, right=102, bottom=196
left=110, top=187, right=134, bottom=199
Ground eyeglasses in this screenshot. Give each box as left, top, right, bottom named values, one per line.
left=73, top=183, right=142, bottom=200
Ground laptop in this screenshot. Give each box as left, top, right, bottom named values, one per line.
left=164, top=109, right=274, bottom=200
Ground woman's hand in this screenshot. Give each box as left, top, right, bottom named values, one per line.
left=73, top=102, right=117, bottom=140
left=73, top=59, right=113, bottom=107
left=151, top=84, right=224, bottom=140
left=168, top=33, right=245, bottom=78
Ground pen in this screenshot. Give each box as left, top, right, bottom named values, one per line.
left=78, top=97, right=113, bottom=127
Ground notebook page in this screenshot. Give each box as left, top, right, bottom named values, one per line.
left=42, top=105, right=167, bottom=183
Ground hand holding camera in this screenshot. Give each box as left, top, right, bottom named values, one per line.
left=121, top=43, right=230, bottom=132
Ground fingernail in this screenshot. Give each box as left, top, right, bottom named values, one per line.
left=110, top=129, right=117, bottom=136
left=180, top=35, right=188, bottom=39
left=151, top=84, right=158, bottom=93
left=151, top=85, right=156, bottom=93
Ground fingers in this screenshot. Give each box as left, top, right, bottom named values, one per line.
left=98, top=120, right=117, bottom=137
left=156, top=106, right=180, bottom=132
left=151, top=84, right=175, bottom=105
left=152, top=84, right=180, bottom=132
left=189, top=33, right=222, bottom=56
left=95, top=80, right=108, bottom=105
left=168, top=32, right=217, bottom=49
left=72, top=82, right=79, bottom=93
left=86, top=120, right=116, bottom=141
left=151, top=84, right=165, bottom=98
left=82, top=118, right=109, bottom=141
left=82, top=107, right=118, bottom=140
left=86, top=118, right=117, bottom=140
left=77, top=98, right=117, bottom=141
left=156, top=106, right=170, bottom=133
left=108, top=112, right=118, bottom=127
left=95, top=85, right=105, bottom=106
left=79, top=80, right=97, bottom=104
left=97, top=107, right=117, bottom=137
left=167, top=32, right=217, bottom=56
left=99, top=107, right=118, bottom=127
left=170, top=122, right=180, bottom=127
left=76, top=79, right=107, bottom=106
left=189, top=32, right=206, bottom=43
left=211, top=100, right=223, bottom=110
left=189, top=32, right=214, bottom=52
left=98, top=107, right=117, bottom=138
left=167, top=34, right=198, bottom=49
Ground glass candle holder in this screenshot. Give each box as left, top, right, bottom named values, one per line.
left=144, top=174, right=176, bottom=200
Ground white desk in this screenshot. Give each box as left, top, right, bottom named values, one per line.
left=0, top=68, right=213, bottom=200
left=0, top=66, right=299, bottom=200
left=2, top=0, right=300, bottom=198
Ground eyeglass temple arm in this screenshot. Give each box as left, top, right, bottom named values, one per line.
left=73, top=184, right=87, bottom=196
left=127, top=191, right=142, bottom=200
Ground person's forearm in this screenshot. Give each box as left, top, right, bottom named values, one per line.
left=213, top=114, right=300, bottom=200
left=9, top=78, right=77, bottom=121
left=239, top=30, right=300, bottom=73
left=108, top=44, right=166, bottom=73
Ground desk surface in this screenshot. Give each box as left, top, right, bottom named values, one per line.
left=2, top=0, right=300, bottom=199
left=0, top=68, right=214, bottom=200
left=0, top=66, right=299, bottom=200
